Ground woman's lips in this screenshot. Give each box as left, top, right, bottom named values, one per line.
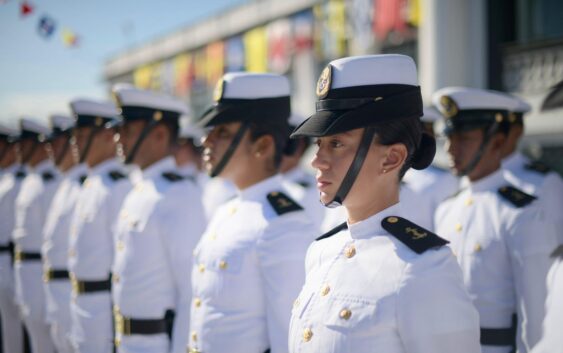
left=316, top=179, right=332, bottom=191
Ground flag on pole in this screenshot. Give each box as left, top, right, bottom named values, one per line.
left=267, top=19, right=292, bottom=74
left=20, top=1, right=33, bottom=17
left=37, top=15, right=56, bottom=38
left=62, top=28, right=79, bottom=47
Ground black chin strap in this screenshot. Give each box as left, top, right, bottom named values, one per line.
left=210, top=122, right=249, bottom=178
left=324, top=127, right=376, bottom=208
left=55, top=134, right=71, bottom=166
left=80, top=127, right=101, bottom=164
left=125, top=120, right=158, bottom=165
left=22, top=140, right=39, bottom=164
left=459, top=121, right=500, bottom=177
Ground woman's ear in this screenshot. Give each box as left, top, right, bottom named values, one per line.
left=381, top=143, right=407, bottom=173
left=251, top=135, right=274, bottom=159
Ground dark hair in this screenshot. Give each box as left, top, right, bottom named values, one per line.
left=373, top=117, right=436, bottom=179
left=248, top=121, right=290, bottom=170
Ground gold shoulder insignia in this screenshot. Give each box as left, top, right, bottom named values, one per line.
left=266, top=191, right=303, bottom=216
left=381, top=216, right=448, bottom=254
left=498, top=185, right=536, bottom=208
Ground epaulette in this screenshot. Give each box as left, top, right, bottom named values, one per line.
left=498, top=185, right=536, bottom=208
left=42, top=171, right=55, bottom=181
left=381, top=216, right=448, bottom=254
left=297, top=180, right=311, bottom=188
left=15, top=170, right=26, bottom=179
left=108, top=170, right=126, bottom=181
left=550, top=245, right=563, bottom=259
left=266, top=191, right=303, bottom=216
left=525, top=161, right=551, bottom=175
left=78, top=175, right=88, bottom=185
left=162, top=172, right=184, bottom=182
left=316, top=222, right=348, bottom=241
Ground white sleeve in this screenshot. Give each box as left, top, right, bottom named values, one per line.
left=397, top=248, right=481, bottom=353
left=508, top=210, right=558, bottom=352
left=159, top=184, right=207, bottom=353
left=256, top=216, right=314, bottom=353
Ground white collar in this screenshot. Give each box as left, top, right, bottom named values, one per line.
left=90, top=158, right=123, bottom=176
left=238, top=174, right=284, bottom=202
left=142, top=156, right=177, bottom=180
left=502, top=151, right=528, bottom=171
left=467, top=168, right=506, bottom=193
left=348, top=202, right=402, bottom=240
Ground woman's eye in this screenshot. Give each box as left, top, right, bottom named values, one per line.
left=330, top=140, right=343, bottom=148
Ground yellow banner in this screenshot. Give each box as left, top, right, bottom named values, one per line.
left=244, top=26, right=267, bottom=73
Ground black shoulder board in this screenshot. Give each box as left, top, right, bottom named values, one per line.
left=297, top=180, right=311, bottom=188
left=316, top=222, right=348, bottom=241
left=42, top=171, right=55, bottom=181
left=525, top=161, right=551, bottom=175
left=551, top=245, right=563, bottom=258
left=108, top=170, right=126, bottom=181
left=78, top=175, right=88, bottom=185
left=498, top=185, right=536, bottom=208
left=266, top=191, right=303, bottom=215
left=15, top=170, right=26, bottom=179
left=381, top=216, right=448, bottom=254
left=162, top=172, right=184, bottom=182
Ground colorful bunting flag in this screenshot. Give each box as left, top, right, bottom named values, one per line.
left=314, top=0, right=348, bottom=60
left=348, top=0, right=374, bottom=54
left=37, top=15, right=56, bottom=38
left=62, top=28, right=79, bottom=47
left=267, top=19, right=292, bottom=74
left=206, top=41, right=225, bottom=85
left=373, top=0, right=408, bottom=40
left=174, top=53, right=193, bottom=97
left=20, top=1, right=33, bottom=17
left=225, top=35, right=245, bottom=72
left=243, top=26, right=267, bottom=73
left=293, top=11, right=314, bottom=54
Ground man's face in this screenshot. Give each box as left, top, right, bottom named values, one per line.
left=48, top=135, right=68, bottom=163
left=202, top=122, right=251, bottom=178
left=71, top=127, right=91, bottom=160
left=119, top=120, right=145, bottom=162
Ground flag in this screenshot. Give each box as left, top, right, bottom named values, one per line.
left=62, top=28, right=79, bottom=47
left=174, top=53, right=193, bottom=96
left=267, top=19, right=292, bottom=74
left=373, top=0, right=408, bottom=40
left=37, top=15, right=56, bottom=38
left=225, top=35, right=245, bottom=72
left=293, top=10, right=314, bottom=54
left=407, top=0, right=421, bottom=27
left=348, top=0, right=374, bottom=55
left=315, top=0, right=347, bottom=60
left=206, top=41, right=224, bottom=85
left=134, top=64, right=156, bottom=89
left=20, top=1, right=33, bottom=17
left=244, top=26, right=267, bottom=73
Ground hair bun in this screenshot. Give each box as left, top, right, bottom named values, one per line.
left=411, top=132, right=436, bottom=170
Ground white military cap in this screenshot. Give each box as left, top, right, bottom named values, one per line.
left=178, top=114, right=204, bottom=141
left=432, top=87, right=522, bottom=134
left=199, top=72, right=291, bottom=127
left=420, top=106, right=442, bottom=123
left=0, top=121, right=19, bottom=141
left=70, top=98, right=121, bottom=128
left=112, top=85, right=189, bottom=122
left=291, top=54, right=422, bottom=138
left=48, top=114, right=74, bottom=140
left=20, top=116, right=51, bottom=142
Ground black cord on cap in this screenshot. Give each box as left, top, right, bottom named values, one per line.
left=458, top=119, right=500, bottom=177
left=54, top=133, right=72, bottom=166
left=209, top=122, right=249, bottom=178
left=324, top=126, right=376, bottom=208
left=124, top=119, right=159, bottom=165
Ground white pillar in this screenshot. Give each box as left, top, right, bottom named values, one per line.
left=419, top=0, right=487, bottom=103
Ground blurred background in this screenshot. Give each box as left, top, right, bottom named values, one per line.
left=1, top=0, right=563, bottom=172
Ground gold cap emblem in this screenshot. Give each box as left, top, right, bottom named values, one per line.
left=316, top=65, right=332, bottom=99
left=153, top=111, right=163, bottom=121
left=440, top=95, right=458, bottom=118
left=95, top=116, right=103, bottom=127
left=213, top=78, right=224, bottom=102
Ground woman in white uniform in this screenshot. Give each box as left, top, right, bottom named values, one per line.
left=287, top=54, right=481, bottom=353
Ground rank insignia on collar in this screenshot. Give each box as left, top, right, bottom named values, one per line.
left=267, top=191, right=303, bottom=216
left=381, top=216, right=448, bottom=254
left=316, top=65, right=332, bottom=99
left=525, top=161, right=551, bottom=175
left=440, top=95, right=458, bottom=118
left=498, top=185, right=536, bottom=208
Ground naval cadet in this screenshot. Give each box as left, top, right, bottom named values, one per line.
left=188, top=72, right=318, bottom=353
left=110, top=86, right=206, bottom=353
left=0, top=122, right=25, bottom=353
left=41, top=114, right=88, bottom=353
left=13, top=116, right=60, bottom=353
left=173, top=114, right=206, bottom=186
left=433, top=87, right=559, bottom=353
left=67, top=99, right=132, bottom=353
left=499, top=96, right=563, bottom=244
left=287, top=54, right=481, bottom=353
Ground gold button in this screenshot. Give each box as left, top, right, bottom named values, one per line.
left=113, top=274, right=120, bottom=283
left=194, top=297, right=202, bottom=308
left=191, top=331, right=198, bottom=342
left=198, top=264, right=205, bottom=273
left=455, top=223, right=462, bottom=232
left=320, top=284, right=330, bottom=296
left=387, top=216, right=399, bottom=223
left=116, top=241, right=125, bottom=251
left=474, top=243, right=482, bottom=252
left=344, top=245, right=356, bottom=258
left=303, top=328, right=313, bottom=342
left=339, top=309, right=352, bottom=320
left=219, top=260, right=227, bottom=270
left=464, top=198, right=473, bottom=206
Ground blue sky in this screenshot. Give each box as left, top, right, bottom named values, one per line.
left=0, top=0, right=247, bottom=125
